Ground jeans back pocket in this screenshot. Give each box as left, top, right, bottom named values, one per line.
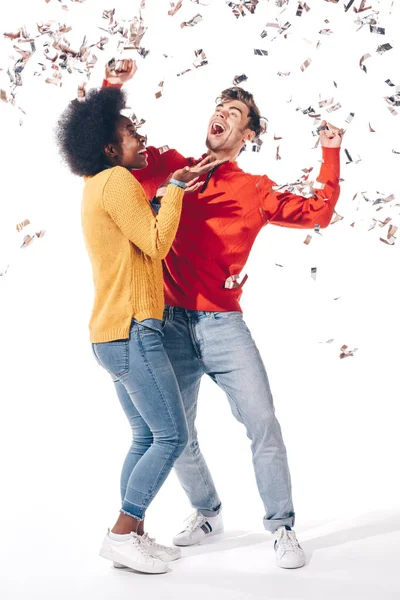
left=92, top=340, right=130, bottom=378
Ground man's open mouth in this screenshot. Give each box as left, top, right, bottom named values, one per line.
left=210, top=121, right=226, bottom=136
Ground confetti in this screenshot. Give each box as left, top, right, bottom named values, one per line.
left=369, top=25, right=385, bottom=35
left=168, top=1, right=183, bottom=16
left=224, top=273, right=248, bottom=289
left=331, top=212, right=344, bottom=225
left=181, top=14, right=203, bottom=28
left=377, top=43, right=392, bottom=55
left=340, top=345, right=358, bottom=359
left=16, top=219, right=30, bottom=232
left=233, top=74, right=248, bottom=85
left=303, top=234, right=312, bottom=245
left=254, top=49, right=268, bottom=56
left=359, top=53, right=371, bottom=73
left=311, top=267, right=317, bottom=280
left=300, top=58, right=312, bottom=72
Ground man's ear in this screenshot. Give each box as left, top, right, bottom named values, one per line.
left=243, top=129, right=255, bottom=144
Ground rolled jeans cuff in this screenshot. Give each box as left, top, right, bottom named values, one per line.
left=263, top=514, right=295, bottom=533
left=121, top=500, right=145, bottom=522
left=198, top=503, right=222, bottom=518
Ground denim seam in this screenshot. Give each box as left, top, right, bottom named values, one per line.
left=133, top=327, right=181, bottom=511
left=213, top=375, right=246, bottom=424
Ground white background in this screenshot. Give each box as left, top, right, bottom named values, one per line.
left=0, top=1, right=399, bottom=599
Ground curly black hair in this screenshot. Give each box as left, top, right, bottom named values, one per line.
left=56, top=87, right=127, bottom=177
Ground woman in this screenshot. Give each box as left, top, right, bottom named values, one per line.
left=56, top=87, right=220, bottom=574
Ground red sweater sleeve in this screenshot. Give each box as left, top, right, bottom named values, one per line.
left=133, top=146, right=191, bottom=200
left=260, top=147, right=341, bottom=229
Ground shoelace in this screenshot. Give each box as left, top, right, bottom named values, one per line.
left=130, top=533, right=155, bottom=558
left=142, top=533, right=171, bottom=552
left=184, top=511, right=207, bottom=532
left=277, top=529, right=300, bottom=552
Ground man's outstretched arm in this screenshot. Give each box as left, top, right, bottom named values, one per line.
left=261, top=121, right=342, bottom=229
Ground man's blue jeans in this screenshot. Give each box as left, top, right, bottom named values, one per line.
left=162, top=307, right=295, bottom=532
left=92, top=318, right=188, bottom=521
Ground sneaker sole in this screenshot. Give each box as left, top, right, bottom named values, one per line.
left=99, top=549, right=167, bottom=574
left=113, top=552, right=180, bottom=568
left=173, top=528, right=224, bottom=547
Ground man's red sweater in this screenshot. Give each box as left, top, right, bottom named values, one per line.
left=133, top=146, right=340, bottom=313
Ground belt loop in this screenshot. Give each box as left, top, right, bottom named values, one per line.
left=168, top=306, right=174, bottom=320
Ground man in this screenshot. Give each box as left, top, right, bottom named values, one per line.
left=104, top=59, right=342, bottom=569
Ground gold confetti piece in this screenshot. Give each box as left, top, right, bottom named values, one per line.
left=158, top=145, right=170, bottom=154
left=378, top=217, right=391, bottom=227
left=254, top=49, right=268, bottom=56
left=340, top=345, right=357, bottom=359
left=388, top=225, right=398, bottom=239
left=319, top=338, right=334, bottom=344
left=35, top=230, right=46, bottom=239
left=20, top=235, right=34, bottom=249
left=380, top=237, right=395, bottom=246
left=369, top=122, right=376, bottom=132
left=168, top=1, right=183, bottom=16
left=274, top=134, right=282, bottom=140
left=77, top=82, right=86, bottom=101
left=300, top=58, right=312, bottom=72
left=277, top=71, right=290, bottom=77
left=0, top=265, right=10, bottom=277
left=16, top=219, right=30, bottom=232
left=275, top=146, right=281, bottom=161
left=344, top=113, right=355, bottom=123
left=303, top=234, right=312, bottom=245
left=311, top=267, right=317, bottom=280
left=331, top=212, right=343, bottom=225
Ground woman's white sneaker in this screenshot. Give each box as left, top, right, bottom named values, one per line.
left=173, top=511, right=224, bottom=546
left=100, top=531, right=167, bottom=574
left=274, top=526, right=306, bottom=569
left=113, top=533, right=181, bottom=567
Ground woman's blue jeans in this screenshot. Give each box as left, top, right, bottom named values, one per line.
left=92, top=319, right=188, bottom=521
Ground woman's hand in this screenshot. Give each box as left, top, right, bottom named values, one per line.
left=105, top=58, right=137, bottom=85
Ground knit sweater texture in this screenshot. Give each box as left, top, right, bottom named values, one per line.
left=81, top=166, right=184, bottom=343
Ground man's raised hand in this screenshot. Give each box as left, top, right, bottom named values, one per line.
left=319, top=120, right=344, bottom=148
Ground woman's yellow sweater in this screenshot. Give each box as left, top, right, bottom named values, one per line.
left=81, top=166, right=184, bottom=343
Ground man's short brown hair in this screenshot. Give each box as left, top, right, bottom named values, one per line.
left=217, top=87, right=267, bottom=138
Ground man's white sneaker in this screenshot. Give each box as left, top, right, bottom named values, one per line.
left=173, top=511, right=224, bottom=546
left=113, top=532, right=181, bottom=567
left=274, top=526, right=306, bottom=569
left=100, top=531, right=167, bottom=574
